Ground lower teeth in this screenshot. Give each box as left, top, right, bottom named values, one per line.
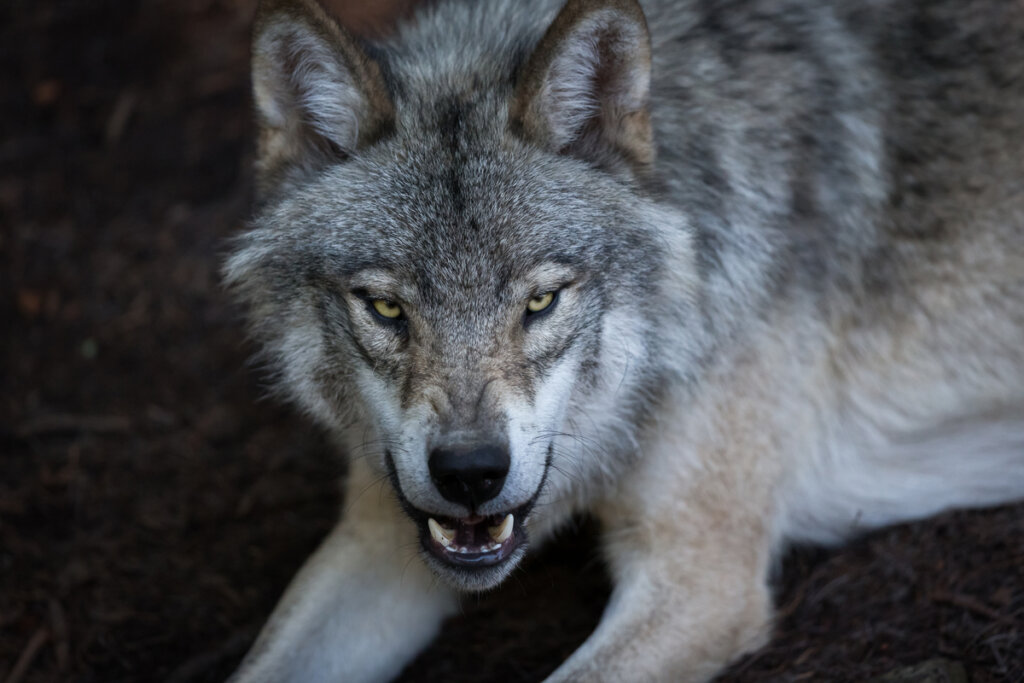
left=452, top=542, right=500, bottom=554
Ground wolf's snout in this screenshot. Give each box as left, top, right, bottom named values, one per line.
left=428, top=444, right=510, bottom=509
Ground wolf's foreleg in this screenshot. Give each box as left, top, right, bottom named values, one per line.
left=229, top=458, right=457, bottom=683
left=546, top=485, right=775, bottom=681
left=547, top=369, right=790, bottom=682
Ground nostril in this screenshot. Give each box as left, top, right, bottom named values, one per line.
left=428, top=443, right=510, bottom=508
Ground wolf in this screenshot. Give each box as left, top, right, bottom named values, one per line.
left=224, top=0, right=1024, bottom=680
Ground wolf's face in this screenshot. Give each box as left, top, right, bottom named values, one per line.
left=230, top=0, right=696, bottom=589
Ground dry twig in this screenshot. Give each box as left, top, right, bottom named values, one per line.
left=4, top=627, right=49, bottom=683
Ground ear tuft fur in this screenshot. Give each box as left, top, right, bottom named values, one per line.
left=252, top=0, right=393, bottom=190
left=511, top=0, right=653, bottom=171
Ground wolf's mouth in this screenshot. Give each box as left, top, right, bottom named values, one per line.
left=421, top=509, right=523, bottom=567
left=383, top=449, right=552, bottom=577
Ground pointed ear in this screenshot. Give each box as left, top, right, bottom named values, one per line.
left=510, top=0, right=653, bottom=171
left=251, top=0, right=394, bottom=188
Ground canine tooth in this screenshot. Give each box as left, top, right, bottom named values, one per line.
left=428, top=518, right=454, bottom=546
left=488, top=514, right=514, bottom=543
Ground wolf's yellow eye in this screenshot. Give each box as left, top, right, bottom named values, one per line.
left=372, top=299, right=403, bottom=319
left=527, top=291, right=555, bottom=314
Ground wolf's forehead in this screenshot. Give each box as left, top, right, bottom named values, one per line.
left=348, top=153, right=579, bottom=304
left=395, top=97, right=514, bottom=190
left=380, top=229, right=570, bottom=307
left=358, top=129, right=570, bottom=259
left=334, top=86, right=621, bottom=290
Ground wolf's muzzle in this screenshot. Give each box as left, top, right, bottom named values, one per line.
left=428, top=443, right=510, bottom=510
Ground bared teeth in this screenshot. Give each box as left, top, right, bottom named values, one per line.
left=488, top=514, right=514, bottom=543
left=429, top=515, right=514, bottom=553
left=427, top=518, right=454, bottom=547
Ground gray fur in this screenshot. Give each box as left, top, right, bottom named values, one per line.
left=226, top=0, right=1024, bottom=680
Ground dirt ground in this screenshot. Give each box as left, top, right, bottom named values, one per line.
left=2, top=2, right=1022, bottom=682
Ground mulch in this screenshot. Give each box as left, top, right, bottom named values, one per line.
left=2, top=2, right=1021, bottom=681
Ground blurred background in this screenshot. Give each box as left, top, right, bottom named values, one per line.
left=1, top=1, right=1021, bottom=681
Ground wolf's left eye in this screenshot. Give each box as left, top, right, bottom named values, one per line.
left=526, top=291, right=556, bottom=315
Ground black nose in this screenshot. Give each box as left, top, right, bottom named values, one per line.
left=428, top=443, right=510, bottom=510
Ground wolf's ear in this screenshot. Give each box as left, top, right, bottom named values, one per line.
left=251, top=0, right=394, bottom=187
left=511, top=0, right=652, bottom=171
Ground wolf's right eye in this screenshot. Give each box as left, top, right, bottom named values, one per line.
left=371, top=299, right=403, bottom=320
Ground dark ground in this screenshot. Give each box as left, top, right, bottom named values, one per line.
left=1, top=1, right=1022, bottom=682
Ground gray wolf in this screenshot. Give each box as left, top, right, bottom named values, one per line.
left=224, top=0, right=1024, bottom=680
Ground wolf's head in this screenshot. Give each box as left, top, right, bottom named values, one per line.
left=227, top=0, right=699, bottom=590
